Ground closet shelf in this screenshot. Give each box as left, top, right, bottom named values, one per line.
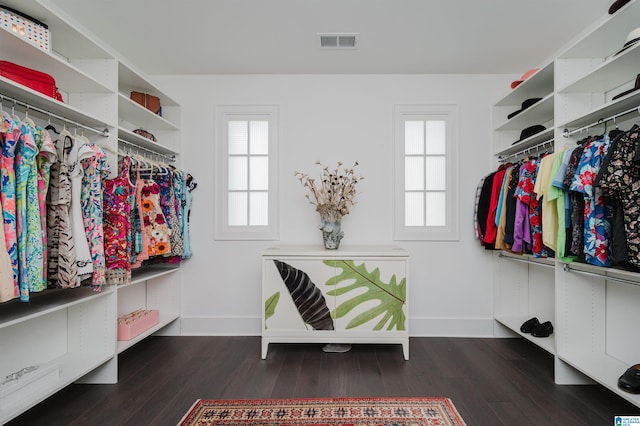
left=117, top=312, right=179, bottom=354
left=559, top=0, right=640, bottom=59
left=118, top=266, right=180, bottom=289
left=0, top=77, right=113, bottom=130
left=0, top=351, right=114, bottom=423
left=497, top=252, right=555, bottom=268
left=493, top=62, right=554, bottom=106
left=557, top=351, right=640, bottom=407
left=117, top=128, right=178, bottom=157
left=557, top=91, right=640, bottom=131
left=118, top=93, right=179, bottom=131
left=118, top=62, right=179, bottom=107
left=0, top=30, right=114, bottom=94
left=494, top=128, right=554, bottom=159
left=0, top=287, right=115, bottom=330
left=494, top=93, right=554, bottom=131
left=494, top=315, right=555, bottom=354
left=557, top=44, right=640, bottom=94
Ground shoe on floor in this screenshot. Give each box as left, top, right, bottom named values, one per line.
left=619, top=364, right=640, bottom=394
left=520, top=317, right=539, bottom=333
left=531, top=321, right=553, bottom=337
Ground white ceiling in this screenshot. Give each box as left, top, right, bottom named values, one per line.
left=48, top=0, right=611, bottom=76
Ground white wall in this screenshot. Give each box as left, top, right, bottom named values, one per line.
left=155, top=73, right=508, bottom=337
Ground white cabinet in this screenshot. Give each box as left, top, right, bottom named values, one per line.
left=491, top=0, right=640, bottom=406
left=262, top=246, right=409, bottom=360
left=0, top=0, right=183, bottom=422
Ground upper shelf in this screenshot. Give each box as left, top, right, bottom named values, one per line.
left=118, top=93, right=179, bottom=131
left=494, top=62, right=554, bottom=107
left=1, top=29, right=113, bottom=94
left=0, top=76, right=112, bottom=130
left=118, top=62, right=179, bottom=107
left=559, top=0, right=640, bottom=59
left=557, top=42, right=640, bottom=93
left=494, top=93, right=554, bottom=131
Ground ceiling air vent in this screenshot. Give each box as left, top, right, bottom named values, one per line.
left=318, top=33, right=358, bottom=49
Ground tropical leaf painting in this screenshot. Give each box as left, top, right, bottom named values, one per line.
left=272, top=260, right=335, bottom=330
left=324, top=260, right=406, bottom=331
left=264, top=292, right=280, bottom=329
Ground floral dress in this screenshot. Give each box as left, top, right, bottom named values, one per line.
left=141, top=177, right=171, bottom=256
left=514, top=159, right=548, bottom=258
left=103, top=156, right=133, bottom=285
left=156, top=170, right=182, bottom=257
left=1, top=115, right=20, bottom=296
left=81, top=145, right=110, bottom=289
left=15, top=122, right=41, bottom=301
left=569, top=137, right=612, bottom=267
left=36, top=128, right=57, bottom=290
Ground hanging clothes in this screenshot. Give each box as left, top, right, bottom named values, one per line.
left=141, top=174, right=170, bottom=257
left=80, top=144, right=110, bottom=289
left=47, top=129, right=77, bottom=289
left=1, top=114, right=19, bottom=296
left=36, top=127, right=57, bottom=290
left=15, top=120, right=41, bottom=301
left=103, top=156, right=134, bottom=285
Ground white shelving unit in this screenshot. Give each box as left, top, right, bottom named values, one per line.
left=491, top=0, right=640, bottom=405
left=0, top=0, right=183, bottom=422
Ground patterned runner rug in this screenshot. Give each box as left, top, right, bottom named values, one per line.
left=177, top=396, right=466, bottom=425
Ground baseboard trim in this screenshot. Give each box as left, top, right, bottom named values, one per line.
left=174, top=316, right=498, bottom=337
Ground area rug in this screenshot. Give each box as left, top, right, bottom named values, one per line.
left=177, top=396, right=466, bottom=426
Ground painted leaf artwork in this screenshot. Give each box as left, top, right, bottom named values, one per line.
left=325, top=260, right=406, bottom=330
left=264, top=292, right=280, bottom=329
left=273, top=260, right=335, bottom=330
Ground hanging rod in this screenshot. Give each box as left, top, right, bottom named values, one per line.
left=0, top=93, right=110, bottom=137
left=562, top=105, right=640, bottom=138
left=562, top=263, right=640, bottom=287
left=498, top=252, right=555, bottom=268
left=117, top=138, right=176, bottom=163
left=497, top=139, right=554, bottom=163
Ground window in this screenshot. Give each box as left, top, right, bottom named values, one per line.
left=393, top=105, right=458, bottom=241
left=215, top=105, right=279, bottom=240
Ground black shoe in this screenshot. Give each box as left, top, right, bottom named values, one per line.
left=520, top=317, right=539, bottom=333
left=619, top=364, right=640, bottom=394
left=531, top=321, right=553, bottom=337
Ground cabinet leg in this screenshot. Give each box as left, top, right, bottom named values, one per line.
left=403, top=342, right=409, bottom=360
left=261, top=340, right=268, bottom=359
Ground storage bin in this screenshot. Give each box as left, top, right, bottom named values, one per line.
left=117, top=309, right=160, bottom=341
left=0, top=5, right=50, bottom=52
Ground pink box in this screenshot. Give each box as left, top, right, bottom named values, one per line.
left=117, top=309, right=160, bottom=341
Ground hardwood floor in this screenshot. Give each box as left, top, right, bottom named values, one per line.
left=7, top=336, right=640, bottom=425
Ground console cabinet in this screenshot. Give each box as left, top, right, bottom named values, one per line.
left=262, top=246, right=409, bottom=360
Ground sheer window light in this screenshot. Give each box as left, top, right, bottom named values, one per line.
left=215, top=106, right=279, bottom=240
left=393, top=105, right=458, bottom=241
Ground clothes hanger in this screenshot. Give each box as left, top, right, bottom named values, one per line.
left=22, top=106, right=35, bottom=128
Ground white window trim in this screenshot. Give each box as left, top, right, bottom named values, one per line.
left=215, top=105, right=279, bottom=240
left=393, top=104, right=459, bottom=241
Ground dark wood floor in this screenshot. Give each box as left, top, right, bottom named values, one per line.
left=6, top=336, right=640, bottom=425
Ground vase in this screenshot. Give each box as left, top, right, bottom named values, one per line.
left=317, top=203, right=344, bottom=250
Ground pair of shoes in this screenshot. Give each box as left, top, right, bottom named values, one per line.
left=520, top=317, right=554, bottom=337
left=531, top=321, right=553, bottom=337
left=618, top=364, right=640, bottom=393
left=520, top=317, right=539, bottom=333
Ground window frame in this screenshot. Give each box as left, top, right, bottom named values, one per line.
left=393, top=104, right=459, bottom=241
left=215, top=105, right=279, bottom=240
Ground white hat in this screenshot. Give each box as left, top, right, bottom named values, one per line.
left=615, top=27, right=640, bottom=56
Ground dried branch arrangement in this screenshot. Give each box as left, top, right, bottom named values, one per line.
left=294, top=161, right=364, bottom=216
